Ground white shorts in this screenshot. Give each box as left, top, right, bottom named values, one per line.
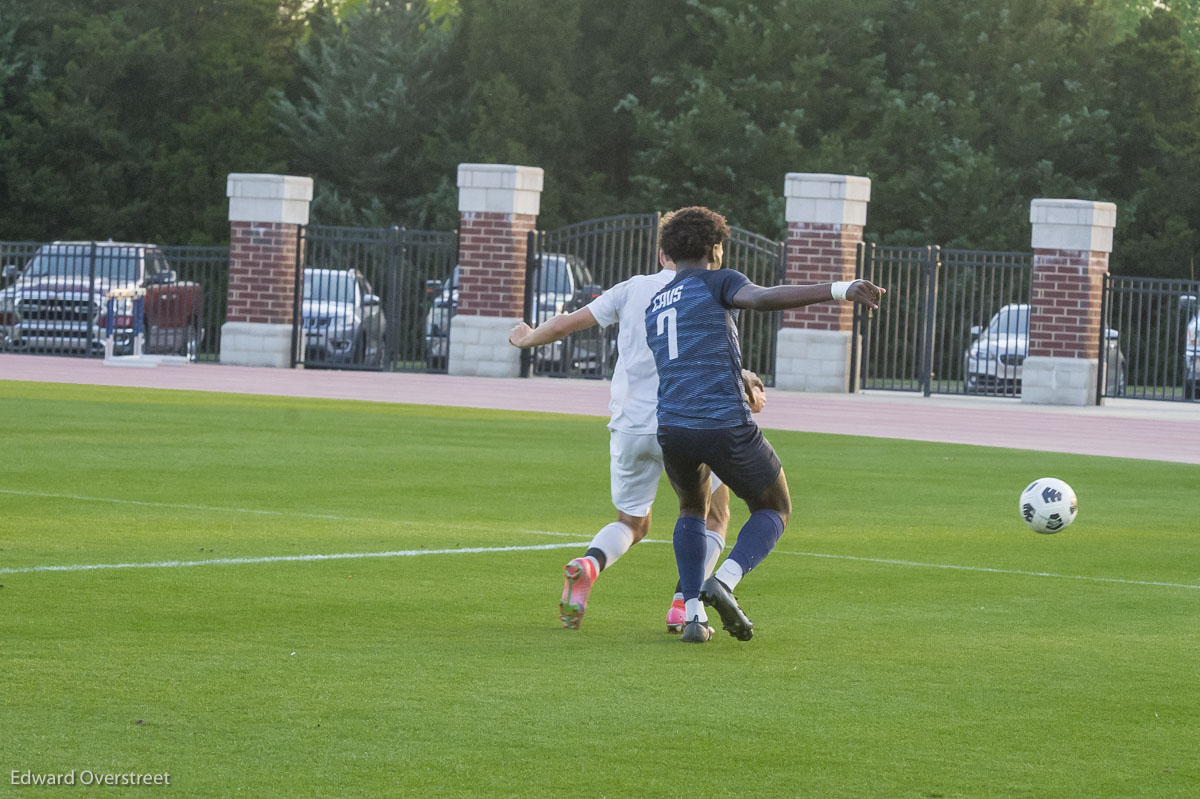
left=609, top=430, right=664, bottom=516
left=608, top=430, right=725, bottom=516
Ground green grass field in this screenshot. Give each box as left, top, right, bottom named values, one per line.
left=1, top=380, right=1197, bottom=798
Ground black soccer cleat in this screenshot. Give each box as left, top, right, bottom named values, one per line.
left=679, top=616, right=714, bottom=643
left=700, top=576, right=754, bottom=641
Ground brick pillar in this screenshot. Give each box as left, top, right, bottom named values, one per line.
left=1021, top=199, right=1117, bottom=406
left=774, top=173, right=871, bottom=392
left=221, top=173, right=313, bottom=367
left=450, top=163, right=543, bottom=377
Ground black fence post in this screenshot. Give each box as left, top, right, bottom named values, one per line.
left=85, top=241, right=98, bottom=355
left=919, top=245, right=940, bottom=397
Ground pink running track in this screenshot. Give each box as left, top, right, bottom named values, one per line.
left=2, top=353, right=1198, bottom=464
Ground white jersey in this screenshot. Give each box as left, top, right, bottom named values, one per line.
left=586, top=269, right=676, bottom=435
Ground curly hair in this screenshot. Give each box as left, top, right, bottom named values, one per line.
left=659, top=206, right=730, bottom=263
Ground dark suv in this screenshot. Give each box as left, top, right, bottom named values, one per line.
left=423, top=253, right=603, bottom=372
left=0, top=242, right=204, bottom=359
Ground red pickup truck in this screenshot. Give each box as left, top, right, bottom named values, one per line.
left=0, top=241, right=204, bottom=359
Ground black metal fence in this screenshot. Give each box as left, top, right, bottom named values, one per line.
left=163, top=245, right=230, bottom=362
left=295, top=225, right=458, bottom=372
left=1, top=240, right=228, bottom=362
left=525, top=214, right=661, bottom=379
left=854, top=244, right=1198, bottom=402
left=524, top=214, right=784, bottom=383
left=1101, top=275, right=1200, bottom=401
left=724, top=227, right=786, bottom=385
left=855, top=244, right=1034, bottom=397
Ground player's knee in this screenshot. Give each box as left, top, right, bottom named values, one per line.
left=706, top=507, right=730, bottom=535
left=773, top=495, right=792, bottom=527
left=618, top=511, right=651, bottom=542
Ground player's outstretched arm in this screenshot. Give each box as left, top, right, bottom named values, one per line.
left=732, top=279, right=885, bottom=312
left=508, top=307, right=598, bottom=349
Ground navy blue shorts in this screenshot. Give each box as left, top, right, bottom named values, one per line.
left=657, top=423, right=782, bottom=502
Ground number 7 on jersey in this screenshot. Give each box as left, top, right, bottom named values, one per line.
left=656, top=307, right=678, bottom=360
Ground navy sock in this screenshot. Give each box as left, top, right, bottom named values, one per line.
left=728, top=510, right=786, bottom=575
left=672, top=516, right=707, bottom=602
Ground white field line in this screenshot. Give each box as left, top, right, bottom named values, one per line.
left=0, top=488, right=467, bottom=526
left=2, top=490, right=1197, bottom=591
left=2, top=538, right=1197, bottom=591
left=0, top=542, right=588, bottom=575
left=769, top=548, right=1200, bottom=591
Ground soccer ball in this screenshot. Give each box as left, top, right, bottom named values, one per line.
left=1019, top=477, right=1078, bottom=534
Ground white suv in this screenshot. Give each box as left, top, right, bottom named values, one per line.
left=1182, top=295, right=1199, bottom=400
left=963, top=303, right=1127, bottom=396
left=300, top=268, right=387, bottom=367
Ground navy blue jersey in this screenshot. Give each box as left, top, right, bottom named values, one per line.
left=645, top=268, right=752, bottom=429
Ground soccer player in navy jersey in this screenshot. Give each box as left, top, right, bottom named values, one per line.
left=509, top=243, right=769, bottom=633
left=645, top=206, right=884, bottom=643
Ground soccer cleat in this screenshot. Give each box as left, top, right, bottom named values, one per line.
left=666, top=599, right=687, bottom=633
left=680, top=616, right=714, bottom=643
left=700, top=575, right=754, bottom=641
left=559, top=557, right=598, bottom=629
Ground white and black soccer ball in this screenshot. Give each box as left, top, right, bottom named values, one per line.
left=1019, top=477, right=1078, bottom=534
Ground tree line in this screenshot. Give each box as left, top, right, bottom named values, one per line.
left=1, top=0, right=1198, bottom=279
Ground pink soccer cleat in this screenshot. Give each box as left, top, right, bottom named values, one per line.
left=666, top=598, right=687, bottom=634
left=559, top=557, right=598, bottom=629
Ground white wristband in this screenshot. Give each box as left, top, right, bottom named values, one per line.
left=830, top=280, right=859, bottom=301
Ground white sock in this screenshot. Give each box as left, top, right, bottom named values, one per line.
left=703, top=530, right=725, bottom=579
left=685, top=598, right=708, bottom=623
left=714, top=559, right=745, bottom=591
left=589, top=522, right=634, bottom=571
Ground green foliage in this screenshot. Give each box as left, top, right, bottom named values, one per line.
left=1105, top=8, right=1200, bottom=278
left=0, top=0, right=304, bottom=244
left=4, top=0, right=1200, bottom=279
left=275, top=0, right=463, bottom=229
left=449, top=0, right=687, bottom=226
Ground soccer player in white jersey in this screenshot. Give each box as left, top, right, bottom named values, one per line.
left=508, top=250, right=676, bottom=629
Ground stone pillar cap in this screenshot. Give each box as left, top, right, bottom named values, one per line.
left=458, top=164, right=543, bottom=216
left=1030, top=198, right=1117, bottom=253
left=784, top=173, right=871, bottom=226
left=227, top=173, right=313, bottom=225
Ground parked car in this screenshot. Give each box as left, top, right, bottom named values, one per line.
left=301, top=268, right=387, bottom=367
left=0, top=241, right=203, bottom=359
left=963, top=303, right=1127, bottom=396
left=423, top=253, right=603, bottom=370
left=1182, top=294, right=1199, bottom=400
left=423, top=265, right=459, bottom=369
